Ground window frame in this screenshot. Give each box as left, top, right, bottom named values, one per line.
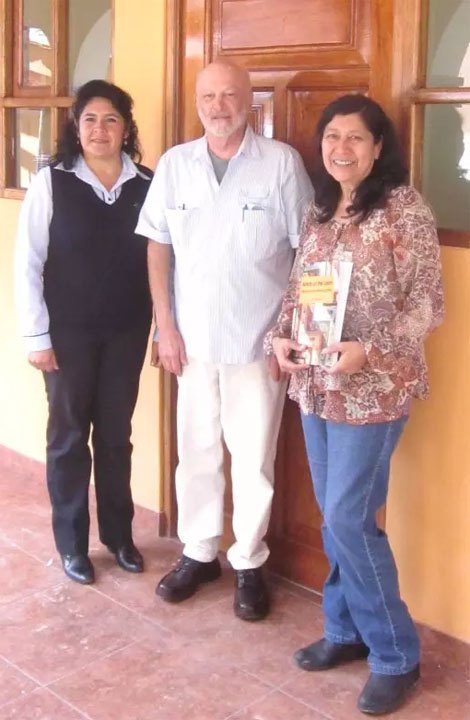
left=0, top=0, right=114, bottom=199
left=402, top=0, right=470, bottom=248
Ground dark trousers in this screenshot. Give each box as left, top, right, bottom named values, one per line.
left=44, top=326, right=149, bottom=556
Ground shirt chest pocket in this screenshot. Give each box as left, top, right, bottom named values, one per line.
left=165, top=207, right=201, bottom=249
left=240, top=191, right=282, bottom=259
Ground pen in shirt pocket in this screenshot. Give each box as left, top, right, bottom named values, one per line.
left=242, top=202, right=265, bottom=221
left=178, top=203, right=186, bottom=210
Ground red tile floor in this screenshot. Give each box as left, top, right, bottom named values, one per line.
left=0, top=455, right=469, bottom=719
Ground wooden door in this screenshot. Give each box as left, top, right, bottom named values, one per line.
left=165, top=0, right=397, bottom=591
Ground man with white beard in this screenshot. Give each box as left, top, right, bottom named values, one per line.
left=136, top=61, right=312, bottom=620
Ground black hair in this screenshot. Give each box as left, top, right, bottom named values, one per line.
left=312, top=93, right=407, bottom=223
left=51, top=79, right=142, bottom=168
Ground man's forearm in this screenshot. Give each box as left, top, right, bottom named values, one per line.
left=147, top=241, right=174, bottom=330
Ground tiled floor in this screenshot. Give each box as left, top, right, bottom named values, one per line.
left=0, top=456, right=469, bottom=720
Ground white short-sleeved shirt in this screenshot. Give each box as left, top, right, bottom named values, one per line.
left=136, top=125, right=313, bottom=364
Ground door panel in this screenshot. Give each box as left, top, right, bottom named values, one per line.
left=169, top=0, right=395, bottom=591
left=210, top=0, right=372, bottom=68
left=217, top=0, right=352, bottom=50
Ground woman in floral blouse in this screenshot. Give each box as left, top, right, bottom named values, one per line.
left=268, top=94, right=444, bottom=716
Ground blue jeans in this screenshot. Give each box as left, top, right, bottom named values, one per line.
left=301, top=413, right=420, bottom=675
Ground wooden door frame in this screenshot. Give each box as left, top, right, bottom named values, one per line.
left=158, top=0, right=429, bottom=538
left=157, top=0, right=184, bottom=537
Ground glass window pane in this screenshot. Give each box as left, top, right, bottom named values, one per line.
left=422, top=104, right=470, bottom=231
left=22, top=0, right=53, bottom=87
left=11, top=108, right=52, bottom=189
left=426, top=0, right=470, bottom=87
left=68, top=0, right=112, bottom=94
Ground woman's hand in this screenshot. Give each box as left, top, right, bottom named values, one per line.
left=324, top=341, right=366, bottom=375
left=28, top=349, right=58, bottom=372
left=272, top=337, right=309, bottom=373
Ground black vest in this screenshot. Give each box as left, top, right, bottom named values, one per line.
left=44, top=165, right=152, bottom=335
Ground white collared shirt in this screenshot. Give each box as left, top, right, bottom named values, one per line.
left=15, top=154, right=151, bottom=352
left=136, top=126, right=313, bottom=364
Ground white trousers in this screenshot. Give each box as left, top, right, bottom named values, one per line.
left=175, top=358, right=287, bottom=569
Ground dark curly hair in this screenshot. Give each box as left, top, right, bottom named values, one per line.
left=312, top=94, right=407, bottom=223
left=51, top=80, right=142, bottom=168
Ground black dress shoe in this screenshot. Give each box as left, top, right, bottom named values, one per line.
left=108, top=543, right=144, bottom=573
left=156, top=555, right=221, bottom=602
left=234, top=567, right=269, bottom=621
left=61, top=554, right=95, bottom=585
left=358, top=665, right=420, bottom=715
left=294, top=638, right=369, bottom=671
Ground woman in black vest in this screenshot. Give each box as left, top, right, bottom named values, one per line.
left=15, top=80, right=153, bottom=584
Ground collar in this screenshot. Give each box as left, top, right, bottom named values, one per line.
left=56, top=153, right=150, bottom=185
left=191, top=125, right=262, bottom=162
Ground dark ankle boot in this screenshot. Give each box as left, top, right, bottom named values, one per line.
left=294, top=638, right=369, bottom=671
left=358, top=665, right=420, bottom=715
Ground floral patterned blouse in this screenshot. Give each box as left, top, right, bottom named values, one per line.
left=265, top=186, right=444, bottom=424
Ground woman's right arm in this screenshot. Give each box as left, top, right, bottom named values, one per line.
left=15, top=167, right=58, bottom=370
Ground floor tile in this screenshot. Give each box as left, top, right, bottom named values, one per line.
left=281, top=659, right=470, bottom=720
left=0, top=456, right=468, bottom=720
left=0, top=537, right=63, bottom=605
left=0, top=464, right=46, bottom=510
left=50, top=641, right=271, bottom=720
left=0, top=658, right=38, bottom=709
left=92, top=539, right=234, bottom=628
left=227, top=689, right=331, bottom=719
left=2, top=687, right=87, bottom=720
left=386, top=665, right=470, bottom=720
left=0, top=582, right=170, bottom=684
left=0, top=495, right=57, bottom=564
left=281, top=661, right=369, bottom=720
left=159, top=586, right=324, bottom=687
left=419, top=624, right=470, bottom=679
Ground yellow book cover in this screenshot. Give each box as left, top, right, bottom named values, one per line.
left=291, top=258, right=353, bottom=368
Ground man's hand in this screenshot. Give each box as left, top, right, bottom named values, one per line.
left=28, top=349, right=58, bottom=372
left=158, top=326, right=188, bottom=376
left=265, top=354, right=288, bottom=382
left=324, top=341, right=366, bottom=375
left=272, top=337, right=309, bottom=374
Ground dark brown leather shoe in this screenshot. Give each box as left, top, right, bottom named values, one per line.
left=108, top=543, right=144, bottom=573
left=234, top=568, right=269, bottom=621
left=357, top=665, right=420, bottom=715
left=294, top=638, right=369, bottom=671
left=61, top=554, right=95, bottom=585
left=156, top=555, right=221, bottom=602
left=358, top=665, right=420, bottom=715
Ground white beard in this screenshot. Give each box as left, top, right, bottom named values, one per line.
left=198, top=108, right=248, bottom=138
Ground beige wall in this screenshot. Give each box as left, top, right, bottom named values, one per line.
left=0, top=0, right=166, bottom=510
left=112, top=0, right=166, bottom=509
left=0, top=199, right=47, bottom=462
left=388, top=246, right=470, bottom=642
